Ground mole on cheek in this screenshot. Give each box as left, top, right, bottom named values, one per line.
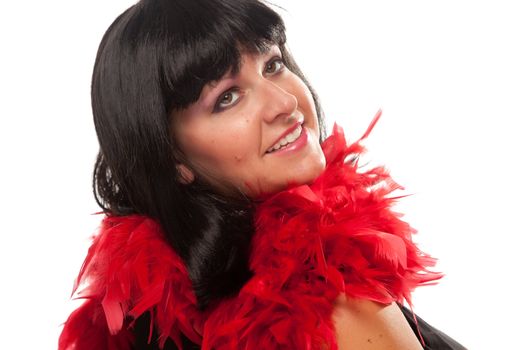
left=234, top=155, right=243, bottom=162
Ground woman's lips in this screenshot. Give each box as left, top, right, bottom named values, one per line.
left=265, top=124, right=308, bottom=155
left=267, top=123, right=302, bottom=152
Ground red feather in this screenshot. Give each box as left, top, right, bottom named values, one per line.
left=60, top=116, right=442, bottom=349
left=59, top=216, right=204, bottom=349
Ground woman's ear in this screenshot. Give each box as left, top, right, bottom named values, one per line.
left=176, top=164, right=195, bottom=184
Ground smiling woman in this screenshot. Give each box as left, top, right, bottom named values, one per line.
left=58, top=0, right=466, bottom=349
left=172, top=46, right=325, bottom=197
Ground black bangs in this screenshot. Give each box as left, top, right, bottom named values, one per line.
left=130, top=0, right=287, bottom=112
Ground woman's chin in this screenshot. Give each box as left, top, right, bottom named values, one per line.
left=268, top=155, right=327, bottom=195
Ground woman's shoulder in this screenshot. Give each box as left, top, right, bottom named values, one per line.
left=332, top=297, right=423, bottom=350
left=332, top=297, right=467, bottom=350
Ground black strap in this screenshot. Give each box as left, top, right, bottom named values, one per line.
left=399, top=304, right=468, bottom=350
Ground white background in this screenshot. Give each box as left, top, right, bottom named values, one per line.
left=1, top=1, right=524, bottom=349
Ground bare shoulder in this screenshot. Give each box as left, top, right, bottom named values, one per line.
left=332, top=295, right=423, bottom=350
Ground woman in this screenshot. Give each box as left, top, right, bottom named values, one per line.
left=59, top=0, right=466, bottom=349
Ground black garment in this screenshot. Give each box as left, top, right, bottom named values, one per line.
left=134, top=306, right=467, bottom=349
left=400, top=305, right=467, bottom=350
left=133, top=313, right=198, bottom=350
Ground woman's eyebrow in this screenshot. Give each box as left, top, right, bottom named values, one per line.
left=255, top=46, right=281, bottom=61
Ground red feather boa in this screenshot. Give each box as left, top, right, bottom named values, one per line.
left=59, top=117, right=442, bottom=349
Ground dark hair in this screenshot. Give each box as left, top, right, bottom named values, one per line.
left=92, top=0, right=325, bottom=314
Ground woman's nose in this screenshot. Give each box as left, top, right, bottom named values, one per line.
left=259, top=80, right=298, bottom=124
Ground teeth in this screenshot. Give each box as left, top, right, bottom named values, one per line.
left=268, top=125, right=302, bottom=153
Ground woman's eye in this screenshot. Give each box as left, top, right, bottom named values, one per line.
left=265, top=58, right=285, bottom=75
left=214, top=89, right=240, bottom=112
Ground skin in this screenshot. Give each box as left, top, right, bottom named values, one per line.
left=332, top=296, right=423, bottom=350
left=172, top=45, right=423, bottom=348
left=171, top=45, right=326, bottom=198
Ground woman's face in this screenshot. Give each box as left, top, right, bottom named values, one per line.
left=172, top=45, right=326, bottom=198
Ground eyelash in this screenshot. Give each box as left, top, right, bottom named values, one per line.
left=212, top=56, right=286, bottom=113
